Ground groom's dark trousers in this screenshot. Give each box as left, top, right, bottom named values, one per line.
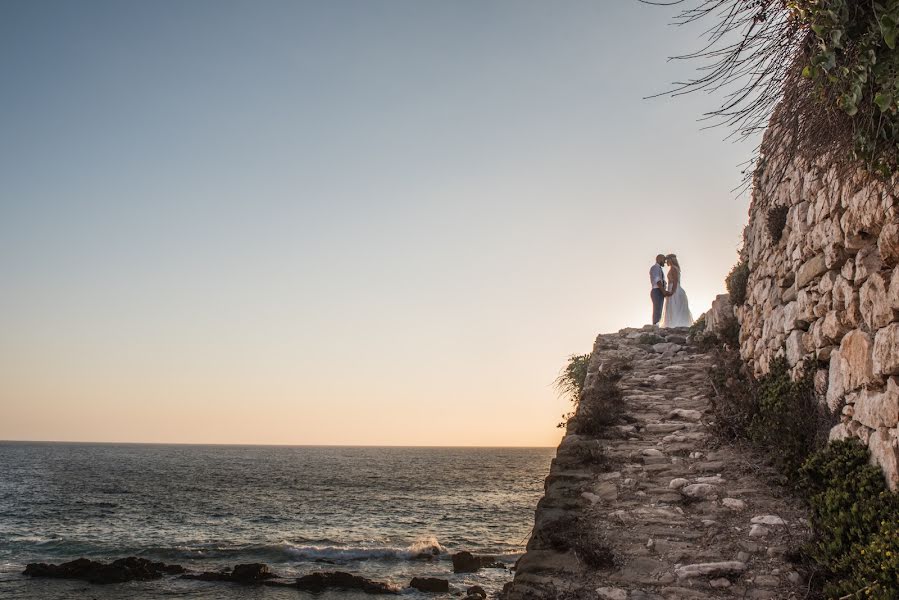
left=651, top=288, right=664, bottom=325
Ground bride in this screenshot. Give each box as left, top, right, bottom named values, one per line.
left=661, top=254, right=694, bottom=328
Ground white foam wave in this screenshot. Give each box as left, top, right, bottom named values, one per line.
left=283, top=536, right=448, bottom=563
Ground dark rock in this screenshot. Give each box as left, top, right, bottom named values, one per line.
left=294, top=571, right=397, bottom=594
left=181, top=563, right=278, bottom=584
left=466, top=584, right=488, bottom=599
left=451, top=551, right=504, bottom=573
left=231, top=563, right=276, bottom=582
left=409, top=576, right=449, bottom=592
left=23, top=557, right=184, bottom=584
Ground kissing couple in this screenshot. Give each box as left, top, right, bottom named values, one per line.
left=650, top=253, right=694, bottom=328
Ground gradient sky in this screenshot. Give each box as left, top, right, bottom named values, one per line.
left=0, top=1, right=754, bottom=446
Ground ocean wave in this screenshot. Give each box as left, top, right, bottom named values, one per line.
left=282, top=536, right=448, bottom=563
left=4, top=535, right=521, bottom=567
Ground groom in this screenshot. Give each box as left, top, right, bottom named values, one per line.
left=650, top=254, right=667, bottom=325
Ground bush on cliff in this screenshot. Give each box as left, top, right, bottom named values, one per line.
left=725, top=259, right=749, bottom=306
left=534, top=515, right=615, bottom=569
left=767, top=205, right=789, bottom=244
left=567, top=360, right=628, bottom=437
left=708, top=345, right=759, bottom=441
left=749, top=356, right=826, bottom=483
left=709, top=350, right=827, bottom=484
left=800, top=440, right=899, bottom=599
left=554, top=353, right=591, bottom=405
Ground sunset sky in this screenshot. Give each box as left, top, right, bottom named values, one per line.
left=0, top=1, right=753, bottom=446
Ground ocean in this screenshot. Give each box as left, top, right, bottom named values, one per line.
left=0, top=442, right=554, bottom=599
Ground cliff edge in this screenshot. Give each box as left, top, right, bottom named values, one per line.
left=504, top=326, right=810, bottom=600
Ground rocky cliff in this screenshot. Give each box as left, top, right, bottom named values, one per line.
left=735, top=139, right=899, bottom=489
left=504, top=327, right=810, bottom=600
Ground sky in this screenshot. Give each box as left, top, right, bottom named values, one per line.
left=0, top=0, right=754, bottom=446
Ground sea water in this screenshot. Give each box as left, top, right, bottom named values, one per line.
left=0, top=442, right=554, bottom=598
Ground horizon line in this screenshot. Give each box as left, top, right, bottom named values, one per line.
left=0, top=438, right=556, bottom=449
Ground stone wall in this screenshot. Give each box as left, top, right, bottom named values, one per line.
left=734, top=142, right=899, bottom=488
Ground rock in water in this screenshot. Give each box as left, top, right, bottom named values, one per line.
left=451, top=551, right=504, bottom=573
left=24, top=557, right=185, bottom=584
left=231, top=563, right=276, bottom=583
left=294, top=571, right=398, bottom=594
left=465, top=585, right=488, bottom=599
left=409, top=576, right=450, bottom=592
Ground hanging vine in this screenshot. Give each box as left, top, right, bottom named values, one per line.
left=649, top=0, right=899, bottom=179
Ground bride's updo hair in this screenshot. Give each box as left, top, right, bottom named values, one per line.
left=666, top=254, right=681, bottom=269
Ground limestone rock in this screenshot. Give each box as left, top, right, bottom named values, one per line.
left=854, top=244, right=883, bottom=284
left=860, top=272, right=894, bottom=331
left=681, top=484, right=718, bottom=499
left=829, top=423, right=850, bottom=441
left=874, top=324, right=899, bottom=377
left=852, top=380, right=899, bottom=429
left=596, top=587, right=628, bottom=600
left=786, top=330, right=811, bottom=366
left=890, top=266, right=899, bottom=312
left=821, top=311, right=849, bottom=344
left=674, top=561, right=746, bottom=579
left=878, top=220, right=899, bottom=267
left=722, top=498, right=746, bottom=511
left=668, top=408, right=702, bottom=421
left=751, top=515, right=787, bottom=526
left=826, top=349, right=845, bottom=411
left=749, top=525, right=770, bottom=538
left=705, top=294, right=734, bottom=334
left=839, top=330, right=875, bottom=392
left=797, top=255, right=827, bottom=288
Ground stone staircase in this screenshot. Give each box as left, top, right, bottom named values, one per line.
left=504, top=327, right=811, bottom=600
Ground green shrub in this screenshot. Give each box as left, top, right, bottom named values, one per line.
left=688, top=314, right=707, bottom=339
left=554, top=353, right=592, bottom=405
left=749, top=356, right=825, bottom=483
left=726, top=259, right=750, bottom=306
left=567, top=360, right=628, bottom=436
left=694, top=314, right=741, bottom=352
left=767, top=205, right=789, bottom=243
left=708, top=346, right=759, bottom=441
left=708, top=349, right=826, bottom=483
left=800, top=440, right=899, bottom=599
left=801, top=0, right=899, bottom=175
left=535, top=515, right=616, bottom=568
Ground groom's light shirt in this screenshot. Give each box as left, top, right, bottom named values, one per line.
left=650, top=264, right=665, bottom=290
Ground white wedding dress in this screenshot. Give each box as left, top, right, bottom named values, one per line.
left=662, top=268, right=694, bottom=328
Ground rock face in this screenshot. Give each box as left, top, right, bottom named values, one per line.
left=736, top=132, right=899, bottom=489
left=705, top=294, right=734, bottom=334
left=502, top=328, right=810, bottom=600
left=24, top=557, right=185, bottom=584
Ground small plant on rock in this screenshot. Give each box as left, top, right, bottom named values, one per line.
left=749, top=356, right=826, bottom=483
left=767, top=205, right=789, bottom=244
left=568, top=360, right=628, bottom=436
left=535, top=515, right=616, bottom=569
left=725, top=259, right=750, bottom=306
left=554, top=353, right=592, bottom=405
